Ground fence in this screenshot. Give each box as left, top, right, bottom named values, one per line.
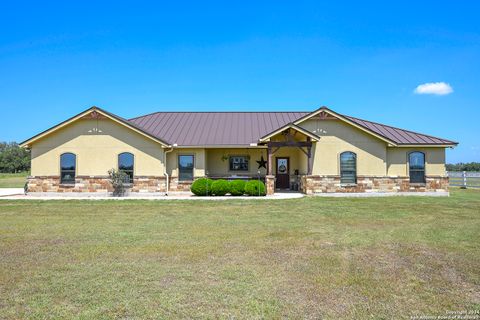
left=447, top=171, right=480, bottom=188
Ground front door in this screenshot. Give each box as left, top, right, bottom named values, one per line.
left=276, top=157, right=290, bottom=189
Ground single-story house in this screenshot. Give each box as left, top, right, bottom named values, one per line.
left=20, top=106, right=457, bottom=195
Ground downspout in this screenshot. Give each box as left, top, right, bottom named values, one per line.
left=164, top=145, right=174, bottom=196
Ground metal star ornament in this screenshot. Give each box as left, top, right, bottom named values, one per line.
left=256, top=156, right=267, bottom=169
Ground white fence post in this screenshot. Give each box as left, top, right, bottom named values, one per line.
left=462, top=171, right=467, bottom=189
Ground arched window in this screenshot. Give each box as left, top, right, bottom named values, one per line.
left=60, top=153, right=76, bottom=184
left=340, top=152, right=357, bottom=184
left=118, top=152, right=134, bottom=183
left=409, top=152, right=425, bottom=183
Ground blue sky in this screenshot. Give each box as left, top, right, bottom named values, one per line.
left=0, top=1, right=479, bottom=162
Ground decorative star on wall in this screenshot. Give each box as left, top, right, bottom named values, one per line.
left=256, top=156, right=267, bottom=169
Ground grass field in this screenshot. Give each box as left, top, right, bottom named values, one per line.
left=0, top=172, right=28, bottom=188
left=1, top=189, right=479, bottom=319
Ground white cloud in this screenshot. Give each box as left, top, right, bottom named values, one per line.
left=414, top=82, right=453, bottom=95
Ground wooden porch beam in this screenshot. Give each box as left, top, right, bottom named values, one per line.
left=267, top=141, right=312, bottom=148
left=297, top=146, right=308, bottom=157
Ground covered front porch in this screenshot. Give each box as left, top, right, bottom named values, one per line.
left=262, top=125, right=316, bottom=194
left=203, top=126, right=317, bottom=195
left=165, top=125, right=317, bottom=194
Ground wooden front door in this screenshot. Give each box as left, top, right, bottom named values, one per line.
left=276, top=157, right=290, bottom=189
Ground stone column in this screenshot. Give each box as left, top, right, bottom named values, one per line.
left=265, top=175, right=275, bottom=195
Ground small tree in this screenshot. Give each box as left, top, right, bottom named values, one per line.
left=108, top=169, right=128, bottom=196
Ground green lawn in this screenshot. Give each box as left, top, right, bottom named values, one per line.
left=1, top=189, right=479, bottom=319
left=0, top=172, right=28, bottom=188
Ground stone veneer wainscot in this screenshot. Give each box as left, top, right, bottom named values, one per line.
left=27, top=176, right=167, bottom=193
left=300, top=175, right=449, bottom=194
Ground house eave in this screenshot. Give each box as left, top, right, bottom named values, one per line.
left=170, top=144, right=268, bottom=149
left=391, top=144, right=458, bottom=148
left=259, top=123, right=321, bottom=143
left=20, top=106, right=171, bottom=148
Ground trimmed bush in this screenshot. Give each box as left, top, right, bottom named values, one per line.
left=244, top=180, right=266, bottom=196
left=211, top=179, right=230, bottom=196
left=190, top=178, right=213, bottom=196
left=229, top=180, right=246, bottom=196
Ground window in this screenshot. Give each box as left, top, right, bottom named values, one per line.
left=229, top=156, right=249, bottom=171
left=409, top=152, right=425, bottom=183
left=60, top=153, right=76, bottom=184
left=178, top=155, right=194, bottom=181
left=118, top=152, right=134, bottom=183
left=340, top=152, right=356, bottom=184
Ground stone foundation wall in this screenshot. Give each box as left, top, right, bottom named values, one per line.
left=132, top=176, right=167, bottom=193
left=168, top=176, right=194, bottom=192
left=27, top=176, right=166, bottom=193
left=300, top=175, right=449, bottom=194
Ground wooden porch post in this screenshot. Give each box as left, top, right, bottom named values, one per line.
left=306, top=137, right=313, bottom=175
left=267, top=146, right=273, bottom=175
left=307, top=146, right=312, bottom=175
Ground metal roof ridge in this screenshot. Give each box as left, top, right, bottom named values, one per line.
left=128, top=111, right=311, bottom=120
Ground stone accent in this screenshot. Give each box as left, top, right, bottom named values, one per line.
left=265, top=175, right=275, bottom=195
left=300, top=175, right=449, bottom=194
left=168, top=176, right=194, bottom=192
left=27, top=176, right=166, bottom=193
left=131, top=176, right=167, bottom=193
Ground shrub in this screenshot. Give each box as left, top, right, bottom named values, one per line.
left=190, top=178, right=213, bottom=196
left=211, top=179, right=230, bottom=196
left=244, top=180, right=266, bottom=196
left=229, top=180, right=246, bottom=196
left=108, top=169, right=129, bottom=197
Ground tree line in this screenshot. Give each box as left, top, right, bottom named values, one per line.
left=446, top=162, right=480, bottom=172
left=0, top=142, right=30, bottom=173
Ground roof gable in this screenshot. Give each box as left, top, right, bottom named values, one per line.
left=259, top=123, right=321, bottom=142
left=293, top=107, right=457, bottom=147
left=293, top=107, right=398, bottom=145
left=20, top=106, right=170, bottom=148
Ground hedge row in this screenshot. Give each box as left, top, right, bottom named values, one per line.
left=190, top=178, right=266, bottom=196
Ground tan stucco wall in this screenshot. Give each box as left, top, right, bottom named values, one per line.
left=29, top=115, right=448, bottom=181
left=30, top=118, right=165, bottom=176
left=387, top=147, right=446, bottom=177
left=205, top=148, right=268, bottom=176
left=299, top=119, right=387, bottom=175
left=205, top=148, right=309, bottom=176
left=166, top=148, right=206, bottom=178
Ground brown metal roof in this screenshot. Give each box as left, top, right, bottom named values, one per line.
left=343, top=115, right=457, bottom=145
left=128, top=112, right=309, bottom=146
left=127, top=109, right=457, bottom=146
